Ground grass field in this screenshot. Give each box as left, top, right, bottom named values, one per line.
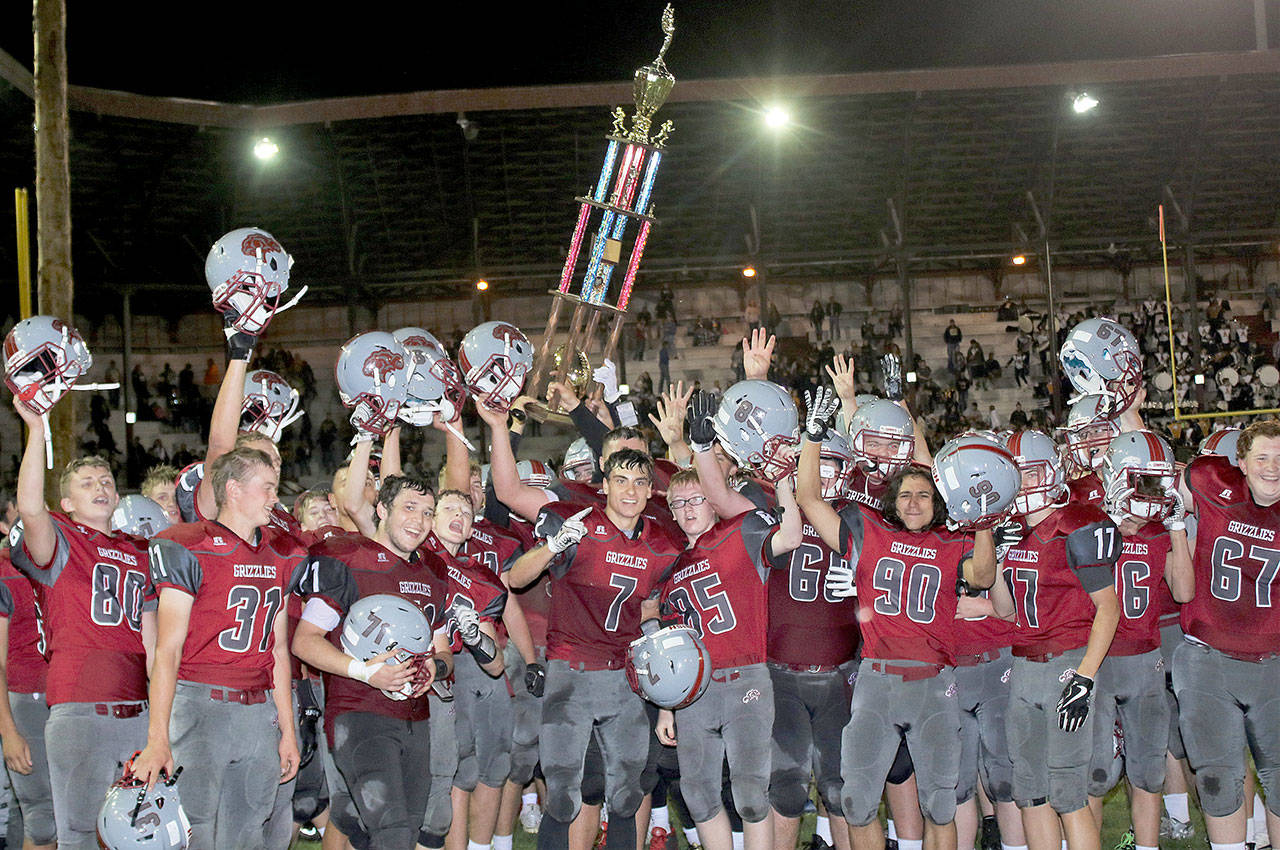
left=293, top=784, right=1215, bottom=850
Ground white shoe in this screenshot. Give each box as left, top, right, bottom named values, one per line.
left=520, top=803, right=543, bottom=834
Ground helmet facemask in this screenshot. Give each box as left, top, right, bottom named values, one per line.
left=851, top=429, right=914, bottom=482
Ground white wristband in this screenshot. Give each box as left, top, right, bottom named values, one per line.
left=347, top=658, right=384, bottom=684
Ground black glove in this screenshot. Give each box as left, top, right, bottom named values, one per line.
left=1056, top=672, right=1094, bottom=733
left=223, top=314, right=259, bottom=362
left=525, top=662, right=546, bottom=698
left=298, top=705, right=322, bottom=768
left=993, top=521, right=1024, bottom=563
left=687, top=391, right=718, bottom=453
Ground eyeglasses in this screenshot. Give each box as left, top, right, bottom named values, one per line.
left=669, top=495, right=708, bottom=510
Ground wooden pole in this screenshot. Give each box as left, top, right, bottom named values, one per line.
left=34, top=0, right=76, bottom=495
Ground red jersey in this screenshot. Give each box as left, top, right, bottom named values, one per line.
left=842, top=505, right=971, bottom=665
left=659, top=510, right=780, bottom=668
left=421, top=532, right=509, bottom=653
left=0, top=554, right=48, bottom=693
left=1109, top=523, right=1173, bottom=656
left=151, top=521, right=306, bottom=690
left=463, top=520, right=524, bottom=578
left=533, top=502, right=682, bottom=665
left=1002, top=503, right=1119, bottom=657
left=1068, top=472, right=1104, bottom=506
left=951, top=594, right=1016, bottom=658
left=845, top=467, right=890, bottom=512
left=768, top=513, right=861, bottom=667
left=289, top=525, right=347, bottom=679
left=12, top=512, right=153, bottom=703
left=1182, top=455, right=1280, bottom=657
left=301, top=533, right=449, bottom=730
left=550, top=479, right=683, bottom=541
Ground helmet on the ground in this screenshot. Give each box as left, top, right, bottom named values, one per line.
left=846, top=399, right=915, bottom=480
left=98, top=757, right=191, bottom=850
left=111, top=495, right=172, bottom=539
left=819, top=431, right=856, bottom=501
left=1060, top=393, right=1120, bottom=474
left=393, top=327, right=469, bottom=427
left=1101, top=430, right=1178, bottom=522
left=712, top=380, right=800, bottom=483
left=1199, top=427, right=1241, bottom=467
left=1059, top=318, right=1143, bottom=413
left=335, top=332, right=411, bottom=437
left=241, top=369, right=303, bottom=442
left=562, top=439, right=596, bottom=482
left=204, top=227, right=297, bottom=335
left=626, top=625, right=712, bottom=709
left=932, top=434, right=1020, bottom=529
left=4, top=315, right=92, bottom=414
left=457, top=322, right=533, bottom=412
left=1003, top=430, right=1068, bottom=515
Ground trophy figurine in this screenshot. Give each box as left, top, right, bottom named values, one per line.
left=526, top=5, right=676, bottom=422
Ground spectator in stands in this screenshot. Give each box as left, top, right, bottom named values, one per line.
left=810, top=300, right=826, bottom=338
left=826, top=296, right=842, bottom=337
left=318, top=415, right=338, bottom=470
left=943, top=319, right=963, bottom=371
left=633, top=321, right=647, bottom=359
left=662, top=317, right=678, bottom=358
left=657, top=282, right=676, bottom=322
left=659, top=341, right=671, bottom=390
left=1009, top=402, right=1028, bottom=430
left=965, top=339, right=986, bottom=388
left=202, top=357, right=221, bottom=389
left=887, top=308, right=903, bottom=338
left=104, top=360, right=121, bottom=407
left=765, top=302, right=781, bottom=337
left=953, top=369, right=971, bottom=411
left=988, top=405, right=1001, bottom=430
left=997, top=296, right=1018, bottom=322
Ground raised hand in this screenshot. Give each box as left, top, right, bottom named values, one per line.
left=547, top=507, right=592, bottom=554
left=804, top=386, right=839, bottom=442
left=686, top=389, right=719, bottom=452
left=593, top=359, right=621, bottom=403
left=824, top=354, right=857, bottom=406
left=648, top=381, right=693, bottom=447
left=742, top=327, right=776, bottom=380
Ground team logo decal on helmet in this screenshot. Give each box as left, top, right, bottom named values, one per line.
left=205, top=227, right=305, bottom=335
left=931, top=433, right=1020, bottom=529
left=1059, top=318, right=1143, bottom=413
left=241, top=369, right=303, bottom=443
left=712, top=380, right=800, bottom=483
left=4, top=315, right=93, bottom=414
left=627, top=624, right=713, bottom=709
left=1101, top=430, right=1178, bottom=522
left=335, top=332, right=411, bottom=437
left=458, top=321, right=533, bottom=413
left=342, top=594, right=435, bottom=701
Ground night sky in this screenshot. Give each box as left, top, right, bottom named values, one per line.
left=0, top=1, right=1273, bottom=104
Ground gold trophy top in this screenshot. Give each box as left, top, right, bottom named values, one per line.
left=628, top=4, right=676, bottom=145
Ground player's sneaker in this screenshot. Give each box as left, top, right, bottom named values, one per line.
left=649, top=826, right=670, bottom=850
left=1113, top=826, right=1135, bottom=850
left=980, top=815, right=1001, bottom=850
left=298, top=822, right=320, bottom=841
left=519, top=802, right=542, bottom=834
left=1159, top=815, right=1194, bottom=841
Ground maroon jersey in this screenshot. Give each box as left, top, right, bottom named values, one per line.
left=1002, top=503, right=1119, bottom=657
left=1109, top=523, right=1173, bottom=656
left=301, top=533, right=449, bottom=730
left=150, top=521, right=306, bottom=690
left=768, top=512, right=861, bottom=667
left=421, top=532, right=509, bottom=652
left=660, top=510, right=780, bottom=668
left=289, top=525, right=348, bottom=678
left=463, top=519, right=524, bottom=578
left=0, top=554, right=48, bottom=693
left=550, top=479, right=682, bottom=541
left=845, top=467, right=890, bottom=512
left=951, top=593, right=1016, bottom=658
left=1182, top=455, right=1280, bottom=657
left=12, top=512, right=153, bottom=704
left=842, top=505, right=970, bottom=665
left=1068, top=472, right=1104, bottom=506
left=532, top=502, right=682, bottom=666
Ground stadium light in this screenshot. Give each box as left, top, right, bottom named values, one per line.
left=1011, top=254, right=1027, bottom=266
left=476, top=279, right=490, bottom=292
left=906, top=371, right=918, bottom=384
left=1195, top=374, right=1205, bottom=385
left=253, top=137, right=279, bottom=160
left=1072, top=92, right=1099, bottom=114
left=125, top=411, right=137, bottom=424
left=742, top=265, right=757, bottom=278
left=764, top=106, right=790, bottom=129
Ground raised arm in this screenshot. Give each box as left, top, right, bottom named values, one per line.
left=438, top=409, right=473, bottom=493
left=648, top=381, right=693, bottom=468
left=825, top=354, right=859, bottom=428
left=687, top=390, right=756, bottom=518
left=478, top=401, right=551, bottom=524
left=960, top=528, right=996, bottom=590
left=795, top=388, right=846, bottom=552
left=742, top=328, right=776, bottom=381
left=338, top=438, right=377, bottom=537
left=13, top=400, right=56, bottom=567
left=196, top=357, right=250, bottom=519
left=379, top=425, right=402, bottom=479
left=768, top=476, right=803, bottom=558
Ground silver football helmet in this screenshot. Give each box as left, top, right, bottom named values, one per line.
left=627, top=624, right=712, bottom=709
left=457, top=322, right=533, bottom=412
left=97, top=757, right=191, bottom=850
left=846, top=399, right=915, bottom=481
left=204, top=227, right=302, bottom=334
left=561, top=438, right=596, bottom=483
left=1060, top=393, right=1120, bottom=474
left=393, top=327, right=469, bottom=427
left=1101, top=430, right=1178, bottom=522
left=1003, top=430, right=1068, bottom=515
left=1199, top=427, right=1241, bottom=467
left=335, top=332, right=411, bottom=437
left=819, top=431, right=856, bottom=501
left=712, top=380, right=800, bottom=483
left=1059, top=318, right=1143, bottom=413
left=517, top=459, right=555, bottom=490
left=111, top=495, right=173, bottom=540
left=241, top=369, right=303, bottom=442
left=932, top=434, right=1020, bottom=529
left=3, top=315, right=92, bottom=414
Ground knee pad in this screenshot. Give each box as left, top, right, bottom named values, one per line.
left=1195, top=765, right=1247, bottom=818
left=920, top=788, right=957, bottom=826
left=28, top=818, right=58, bottom=847
left=768, top=772, right=809, bottom=819
left=737, top=795, right=771, bottom=825
left=1047, top=769, right=1088, bottom=815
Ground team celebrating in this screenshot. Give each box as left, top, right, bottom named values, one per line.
left=0, top=226, right=1276, bottom=850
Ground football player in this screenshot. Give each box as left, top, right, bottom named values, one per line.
left=294, top=475, right=453, bottom=850
left=1172, top=419, right=1280, bottom=850
left=135, top=446, right=305, bottom=847
left=140, top=464, right=181, bottom=525
left=989, top=430, right=1121, bottom=850
left=12, top=400, right=155, bottom=850
left=506, top=450, right=683, bottom=850
left=654, top=469, right=802, bottom=850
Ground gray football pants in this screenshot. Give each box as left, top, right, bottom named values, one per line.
left=6, top=692, right=54, bottom=846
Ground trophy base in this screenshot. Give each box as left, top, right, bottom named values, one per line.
left=525, top=402, right=574, bottom=426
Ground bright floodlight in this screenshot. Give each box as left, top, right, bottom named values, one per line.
left=742, top=266, right=757, bottom=278
left=253, top=137, right=279, bottom=160
left=1011, top=254, right=1027, bottom=266
left=476, top=279, right=490, bottom=292
left=1072, top=92, right=1099, bottom=114
left=764, top=106, right=790, bottom=128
